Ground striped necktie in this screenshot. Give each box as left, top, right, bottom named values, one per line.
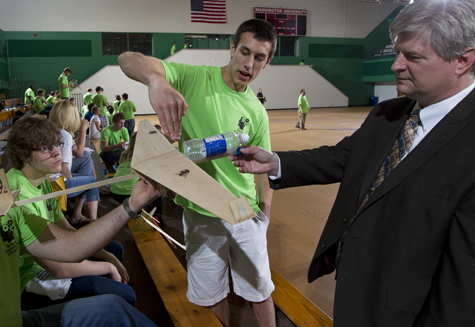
left=336, top=111, right=420, bottom=265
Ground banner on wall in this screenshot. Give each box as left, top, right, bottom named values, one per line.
left=191, top=0, right=227, bottom=24
left=254, top=7, right=307, bottom=36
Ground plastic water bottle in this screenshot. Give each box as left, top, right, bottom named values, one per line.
left=184, top=132, right=249, bottom=163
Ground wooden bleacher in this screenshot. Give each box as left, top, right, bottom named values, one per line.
left=127, top=215, right=222, bottom=327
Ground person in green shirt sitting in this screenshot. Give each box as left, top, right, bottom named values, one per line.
left=45, top=90, right=58, bottom=112
left=99, top=112, right=130, bottom=171
left=33, top=89, right=51, bottom=117
left=118, top=93, right=137, bottom=136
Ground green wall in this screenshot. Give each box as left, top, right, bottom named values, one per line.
left=274, top=37, right=374, bottom=106
left=5, top=31, right=187, bottom=94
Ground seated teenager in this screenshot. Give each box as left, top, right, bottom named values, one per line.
left=2, top=127, right=161, bottom=326
left=5, top=116, right=137, bottom=310
left=45, top=90, right=59, bottom=112
left=99, top=112, right=129, bottom=172
left=49, top=101, right=98, bottom=223
left=33, top=88, right=51, bottom=117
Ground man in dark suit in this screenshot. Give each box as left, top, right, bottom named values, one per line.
left=231, top=0, right=475, bottom=325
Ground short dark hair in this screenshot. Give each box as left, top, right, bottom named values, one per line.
left=113, top=112, right=125, bottom=122
left=95, top=86, right=103, bottom=92
left=121, top=93, right=128, bottom=100
left=87, top=102, right=96, bottom=111
left=64, top=67, right=72, bottom=73
left=87, top=88, right=93, bottom=92
left=7, top=117, right=61, bottom=170
left=37, top=88, right=45, bottom=95
left=232, top=19, right=277, bottom=61
left=29, top=84, right=34, bottom=89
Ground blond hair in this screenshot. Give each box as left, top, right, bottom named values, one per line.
left=49, top=100, right=81, bottom=136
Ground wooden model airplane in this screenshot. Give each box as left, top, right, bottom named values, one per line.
left=0, top=119, right=256, bottom=225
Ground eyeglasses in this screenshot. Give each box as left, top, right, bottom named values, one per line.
left=32, top=142, right=64, bottom=154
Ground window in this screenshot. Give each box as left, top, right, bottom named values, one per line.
left=102, top=33, right=127, bottom=56
left=128, top=33, right=153, bottom=56
left=279, top=36, right=299, bottom=57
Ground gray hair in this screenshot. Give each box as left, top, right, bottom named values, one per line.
left=390, top=0, right=475, bottom=73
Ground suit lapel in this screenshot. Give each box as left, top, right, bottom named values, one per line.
left=356, top=99, right=415, bottom=207
left=360, top=89, right=475, bottom=213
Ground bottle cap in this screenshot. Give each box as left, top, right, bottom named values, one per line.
left=238, top=133, right=249, bottom=144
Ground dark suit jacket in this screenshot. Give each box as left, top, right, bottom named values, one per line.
left=271, top=90, right=475, bottom=326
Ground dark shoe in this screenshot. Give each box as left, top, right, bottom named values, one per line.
left=301, top=128, right=307, bottom=130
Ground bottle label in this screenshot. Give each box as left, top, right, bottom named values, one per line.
left=203, top=134, right=227, bottom=157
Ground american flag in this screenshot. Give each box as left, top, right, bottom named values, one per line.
left=191, top=0, right=227, bottom=24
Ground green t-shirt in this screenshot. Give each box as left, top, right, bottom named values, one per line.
left=0, top=206, right=49, bottom=327
left=171, top=44, right=176, bottom=55
left=33, top=96, right=46, bottom=114
left=113, top=100, right=121, bottom=112
left=6, top=168, right=64, bottom=293
left=119, top=100, right=136, bottom=120
left=24, top=88, right=35, bottom=104
left=81, top=105, right=88, bottom=117
left=107, top=111, right=113, bottom=126
left=298, top=94, right=309, bottom=114
left=58, top=73, right=70, bottom=98
left=299, top=61, right=304, bottom=65
left=111, top=160, right=139, bottom=195
left=83, top=92, right=94, bottom=105
left=162, top=61, right=271, bottom=216
left=184, top=44, right=188, bottom=49
left=92, top=94, right=108, bottom=115
left=46, top=95, right=56, bottom=105
left=99, top=126, right=130, bottom=157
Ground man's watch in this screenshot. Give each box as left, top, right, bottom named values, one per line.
left=122, top=198, right=141, bottom=220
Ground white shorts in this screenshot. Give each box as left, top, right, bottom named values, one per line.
left=183, top=209, right=274, bottom=306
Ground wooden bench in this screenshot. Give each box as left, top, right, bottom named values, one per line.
left=91, top=139, right=104, bottom=164
left=127, top=216, right=222, bottom=327
left=271, top=268, right=333, bottom=327
left=3, top=98, right=22, bottom=108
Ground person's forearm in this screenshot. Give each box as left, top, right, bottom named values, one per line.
left=102, top=144, right=119, bottom=152
left=26, top=205, right=133, bottom=263
left=46, top=259, right=116, bottom=279
left=118, top=51, right=166, bottom=87
left=74, top=128, right=87, bottom=156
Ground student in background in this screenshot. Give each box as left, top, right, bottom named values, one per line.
left=83, top=88, right=94, bottom=106
left=295, top=88, right=309, bottom=130
left=33, top=88, right=51, bottom=117
left=113, top=94, right=121, bottom=113
left=90, top=105, right=103, bottom=140
left=49, top=101, right=99, bottom=224
left=59, top=67, right=74, bottom=100
left=100, top=112, right=130, bottom=172
left=118, top=93, right=137, bottom=136
left=24, top=84, right=35, bottom=104
left=92, top=86, right=110, bottom=127
left=170, top=41, right=177, bottom=55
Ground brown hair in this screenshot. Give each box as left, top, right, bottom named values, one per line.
left=63, top=67, right=72, bottom=73
left=7, top=116, right=61, bottom=170
left=112, top=112, right=125, bottom=122
left=49, top=100, right=81, bottom=136
left=232, top=19, right=277, bottom=61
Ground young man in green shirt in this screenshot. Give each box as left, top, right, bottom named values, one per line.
left=58, top=67, right=74, bottom=100
left=1, top=119, right=161, bottom=327
left=83, top=88, right=94, bottom=106
left=118, top=93, right=137, bottom=136
left=119, top=19, right=277, bottom=327
left=33, top=89, right=51, bottom=117
left=24, top=84, right=35, bottom=104
left=100, top=112, right=130, bottom=170
left=170, top=41, right=177, bottom=55
left=296, top=88, right=309, bottom=130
